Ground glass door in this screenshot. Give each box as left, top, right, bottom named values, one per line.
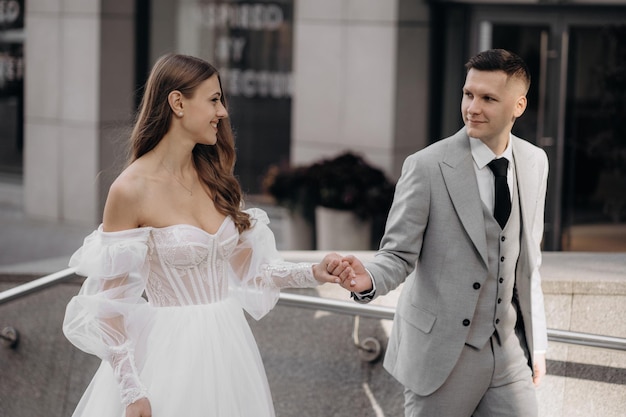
left=470, top=8, right=626, bottom=252
left=561, top=24, right=626, bottom=251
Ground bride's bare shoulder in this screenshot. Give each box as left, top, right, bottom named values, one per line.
left=103, top=160, right=155, bottom=231
left=110, top=161, right=150, bottom=200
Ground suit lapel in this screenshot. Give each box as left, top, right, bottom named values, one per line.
left=440, top=130, right=489, bottom=267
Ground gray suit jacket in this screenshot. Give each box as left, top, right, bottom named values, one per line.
left=365, top=128, right=549, bottom=396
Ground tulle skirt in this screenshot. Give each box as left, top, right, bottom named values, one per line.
left=71, top=298, right=275, bottom=417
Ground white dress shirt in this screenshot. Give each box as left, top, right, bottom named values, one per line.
left=469, top=135, right=514, bottom=212
left=469, top=135, right=545, bottom=355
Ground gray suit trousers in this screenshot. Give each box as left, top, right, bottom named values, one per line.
left=403, top=332, right=537, bottom=417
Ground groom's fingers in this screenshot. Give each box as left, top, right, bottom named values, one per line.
left=327, top=259, right=346, bottom=276
left=325, top=258, right=339, bottom=272
left=336, top=262, right=355, bottom=281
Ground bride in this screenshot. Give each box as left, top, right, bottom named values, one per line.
left=63, top=53, right=352, bottom=417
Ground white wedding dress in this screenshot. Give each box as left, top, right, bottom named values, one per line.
left=63, top=208, right=318, bottom=417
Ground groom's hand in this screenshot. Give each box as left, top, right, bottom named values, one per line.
left=338, top=255, right=373, bottom=294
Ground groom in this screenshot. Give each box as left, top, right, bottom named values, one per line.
left=332, top=49, right=549, bottom=417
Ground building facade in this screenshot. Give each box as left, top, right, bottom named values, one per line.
left=1, top=0, right=625, bottom=251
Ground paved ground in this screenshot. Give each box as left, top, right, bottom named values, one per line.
left=0, top=178, right=95, bottom=272
left=0, top=205, right=94, bottom=273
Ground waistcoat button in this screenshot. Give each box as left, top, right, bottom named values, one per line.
left=473, top=282, right=481, bottom=290
left=499, top=277, right=504, bottom=283
left=462, top=319, right=470, bottom=326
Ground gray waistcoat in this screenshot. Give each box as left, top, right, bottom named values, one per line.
left=465, top=173, right=522, bottom=349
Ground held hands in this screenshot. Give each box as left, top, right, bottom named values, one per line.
left=313, top=253, right=373, bottom=294
left=313, top=253, right=353, bottom=284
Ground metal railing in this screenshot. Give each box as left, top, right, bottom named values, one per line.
left=0, top=267, right=77, bottom=305
left=2, top=267, right=626, bottom=352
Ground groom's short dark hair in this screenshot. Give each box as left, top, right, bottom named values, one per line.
left=465, top=49, right=531, bottom=92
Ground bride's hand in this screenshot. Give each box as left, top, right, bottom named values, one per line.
left=126, top=397, right=152, bottom=417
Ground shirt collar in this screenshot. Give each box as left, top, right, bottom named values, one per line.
left=469, top=134, right=513, bottom=170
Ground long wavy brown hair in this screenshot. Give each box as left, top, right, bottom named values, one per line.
left=129, top=53, right=250, bottom=233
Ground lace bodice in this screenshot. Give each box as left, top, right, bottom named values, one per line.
left=63, top=208, right=318, bottom=406
left=145, top=221, right=238, bottom=307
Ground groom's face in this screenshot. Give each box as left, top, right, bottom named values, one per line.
left=461, top=69, right=527, bottom=147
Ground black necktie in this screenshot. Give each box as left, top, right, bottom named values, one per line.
left=487, top=158, right=511, bottom=229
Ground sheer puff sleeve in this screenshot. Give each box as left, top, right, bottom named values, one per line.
left=228, top=208, right=319, bottom=320
left=63, top=225, right=151, bottom=406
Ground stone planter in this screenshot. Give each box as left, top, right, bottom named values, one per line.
left=315, top=206, right=371, bottom=250
left=282, top=211, right=314, bottom=250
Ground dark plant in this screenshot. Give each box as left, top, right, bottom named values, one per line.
left=264, top=152, right=395, bottom=222
left=262, top=164, right=317, bottom=224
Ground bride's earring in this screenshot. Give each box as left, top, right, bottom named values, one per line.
left=178, top=112, right=183, bottom=117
